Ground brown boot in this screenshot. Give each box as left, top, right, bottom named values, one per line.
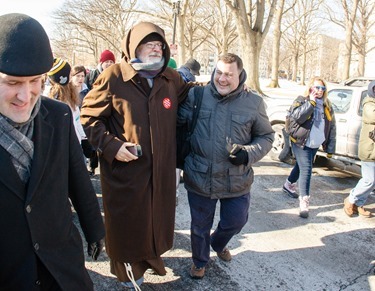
left=344, top=198, right=358, bottom=217
left=217, top=248, right=232, bottom=262
left=189, top=264, right=205, bottom=279
left=357, top=206, right=372, bottom=218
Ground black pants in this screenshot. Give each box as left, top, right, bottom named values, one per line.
left=89, top=152, right=99, bottom=171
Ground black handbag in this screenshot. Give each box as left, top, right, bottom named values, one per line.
left=176, top=86, right=204, bottom=169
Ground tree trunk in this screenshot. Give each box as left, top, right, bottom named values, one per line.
left=357, top=53, right=365, bottom=76
left=300, top=44, right=307, bottom=86
left=292, top=54, right=298, bottom=82
left=341, top=0, right=359, bottom=80
left=177, top=14, right=185, bottom=66
left=242, top=34, right=262, bottom=93
left=268, top=0, right=285, bottom=88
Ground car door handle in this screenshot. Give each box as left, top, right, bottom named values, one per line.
left=339, top=119, right=347, bottom=122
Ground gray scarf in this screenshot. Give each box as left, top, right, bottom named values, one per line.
left=0, top=97, right=41, bottom=183
left=129, top=57, right=164, bottom=83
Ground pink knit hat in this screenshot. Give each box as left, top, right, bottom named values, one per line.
left=99, top=50, right=115, bottom=63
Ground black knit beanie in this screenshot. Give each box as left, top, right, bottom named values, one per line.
left=47, top=58, right=71, bottom=86
left=139, top=33, right=164, bottom=46
left=0, top=13, right=53, bottom=76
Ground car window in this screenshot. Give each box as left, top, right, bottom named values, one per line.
left=328, top=89, right=353, bottom=113
left=358, top=90, right=368, bottom=116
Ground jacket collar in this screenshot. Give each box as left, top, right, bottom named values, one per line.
left=26, top=100, right=54, bottom=202
left=0, top=145, right=25, bottom=199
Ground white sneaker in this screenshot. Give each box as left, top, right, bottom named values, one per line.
left=283, top=179, right=298, bottom=198
left=299, top=196, right=309, bottom=218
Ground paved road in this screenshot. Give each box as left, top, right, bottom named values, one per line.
left=82, top=155, right=375, bottom=291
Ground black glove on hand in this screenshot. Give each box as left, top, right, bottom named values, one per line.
left=87, top=239, right=104, bottom=260
left=228, top=144, right=249, bottom=166
left=81, top=139, right=96, bottom=158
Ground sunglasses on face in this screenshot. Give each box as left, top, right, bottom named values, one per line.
left=313, top=85, right=326, bottom=91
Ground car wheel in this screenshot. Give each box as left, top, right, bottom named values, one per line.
left=269, top=123, right=295, bottom=165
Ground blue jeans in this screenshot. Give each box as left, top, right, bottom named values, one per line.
left=349, top=161, right=375, bottom=206
left=187, top=191, right=250, bottom=268
left=288, top=143, right=319, bottom=197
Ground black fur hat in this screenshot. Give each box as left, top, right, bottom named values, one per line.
left=0, top=13, right=53, bottom=76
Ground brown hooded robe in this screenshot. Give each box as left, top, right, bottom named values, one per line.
left=81, top=22, right=192, bottom=281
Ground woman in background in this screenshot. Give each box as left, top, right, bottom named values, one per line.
left=47, top=58, right=86, bottom=144
left=282, top=77, right=336, bottom=218
left=71, top=65, right=89, bottom=108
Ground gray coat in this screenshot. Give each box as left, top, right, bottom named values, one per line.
left=178, top=70, right=274, bottom=199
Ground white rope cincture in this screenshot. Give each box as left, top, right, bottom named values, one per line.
left=124, top=263, right=142, bottom=291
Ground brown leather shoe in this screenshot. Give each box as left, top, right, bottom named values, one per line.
left=357, top=206, right=372, bottom=218
left=189, top=264, right=205, bottom=279
left=217, top=248, right=232, bottom=262
left=344, top=198, right=358, bottom=217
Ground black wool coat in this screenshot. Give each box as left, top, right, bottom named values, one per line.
left=0, top=97, right=105, bottom=290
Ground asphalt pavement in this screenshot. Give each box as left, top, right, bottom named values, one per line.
left=82, top=155, right=375, bottom=291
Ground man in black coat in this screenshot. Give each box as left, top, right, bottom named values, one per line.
left=0, top=13, right=105, bottom=290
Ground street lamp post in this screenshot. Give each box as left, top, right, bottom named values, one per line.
left=172, top=0, right=181, bottom=45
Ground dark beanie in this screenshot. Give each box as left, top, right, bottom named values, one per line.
left=0, top=13, right=53, bottom=76
left=99, top=50, right=115, bottom=63
left=185, top=58, right=201, bottom=76
left=47, top=58, right=71, bottom=86
left=139, top=33, right=164, bottom=46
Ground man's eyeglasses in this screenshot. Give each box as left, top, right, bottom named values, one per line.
left=313, top=85, right=326, bottom=91
left=144, top=42, right=165, bottom=50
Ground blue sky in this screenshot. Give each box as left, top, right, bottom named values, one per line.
left=2, top=0, right=64, bottom=37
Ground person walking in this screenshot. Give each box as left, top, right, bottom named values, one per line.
left=85, top=49, right=116, bottom=175
left=0, top=13, right=104, bottom=290
left=175, top=58, right=202, bottom=204
left=85, top=49, right=116, bottom=90
left=343, top=80, right=375, bottom=218
left=178, top=53, right=274, bottom=279
left=71, top=65, right=89, bottom=108
left=177, top=58, right=201, bottom=83
left=47, top=59, right=87, bottom=144
left=81, top=22, right=193, bottom=289
left=282, top=76, right=336, bottom=218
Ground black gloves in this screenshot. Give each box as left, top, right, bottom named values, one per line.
left=87, top=239, right=104, bottom=260
left=228, top=144, right=248, bottom=166
left=81, top=139, right=96, bottom=158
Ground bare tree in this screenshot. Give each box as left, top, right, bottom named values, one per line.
left=52, top=0, right=137, bottom=66
left=195, top=0, right=238, bottom=55
left=352, top=0, right=375, bottom=76
left=325, top=0, right=359, bottom=80
left=222, top=0, right=277, bottom=92
left=268, top=0, right=296, bottom=88
left=297, top=0, right=322, bottom=85
left=282, top=4, right=303, bottom=82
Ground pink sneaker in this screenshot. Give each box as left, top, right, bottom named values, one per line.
left=283, top=179, right=298, bottom=198
left=299, top=196, right=309, bottom=218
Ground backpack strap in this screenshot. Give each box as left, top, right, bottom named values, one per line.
left=189, top=86, right=204, bottom=134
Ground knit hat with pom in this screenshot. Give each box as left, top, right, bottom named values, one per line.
left=47, top=58, right=71, bottom=86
